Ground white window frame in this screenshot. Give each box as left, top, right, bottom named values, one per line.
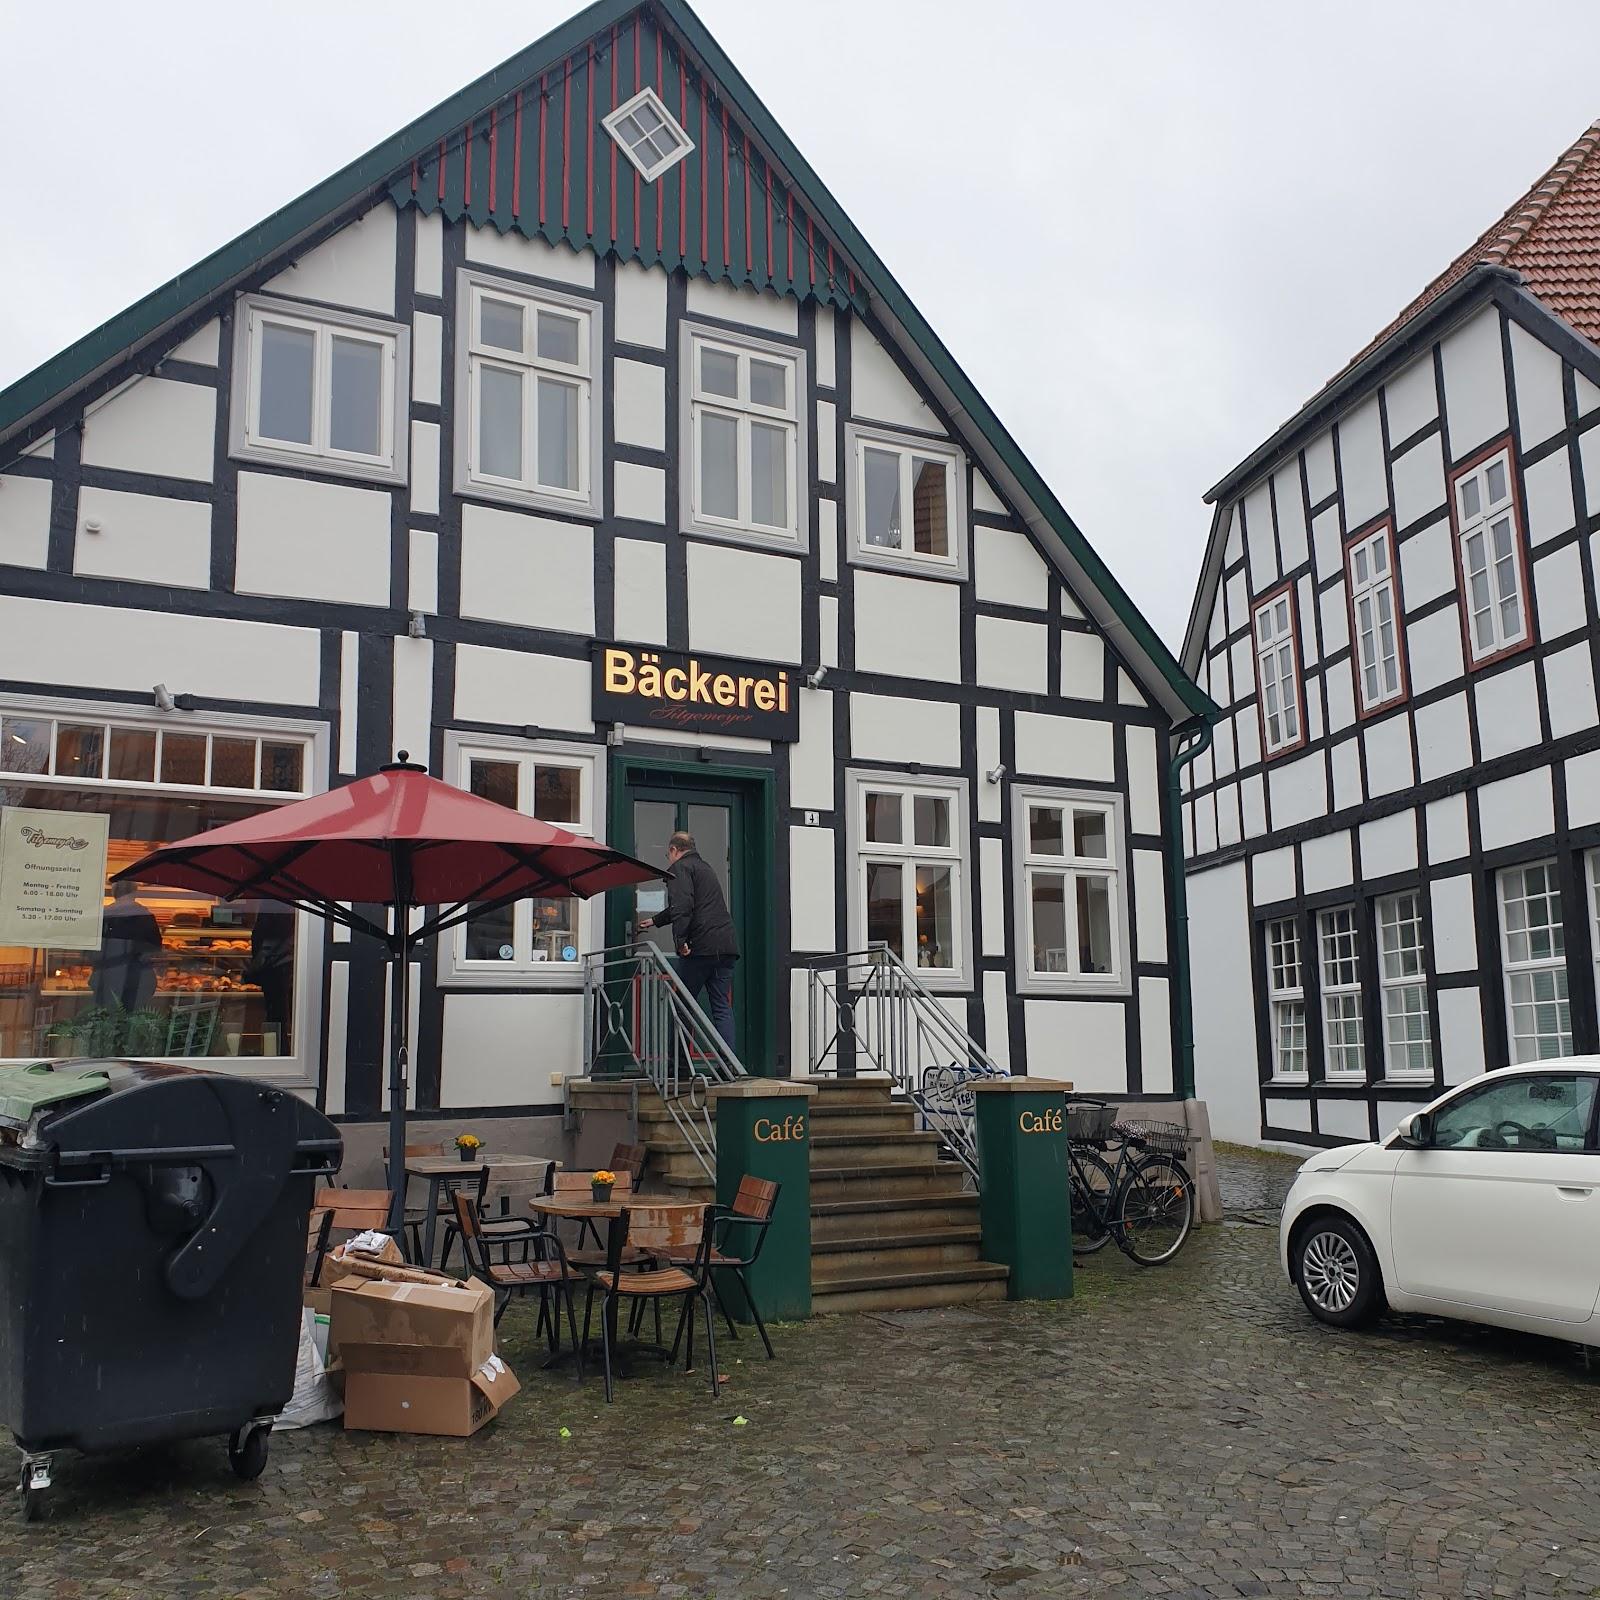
left=1451, top=445, right=1531, bottom=665
left=440, top=733, right=604, bottom=988
left=1011, top=785, right=1131, bottom=996
left=1251, top=587, right=1303, bottom=757
left=0, top=692, right=327, bottom=1088
left=1317, top=906, right=1365, bottom=1079
left=1265, top=916, right=1307, bottom=1081
left=230, top=294, right=409, bottom=485
left=679, top=322, right=809, bottom=550
left=845, top=423, right=969, bottom=580
left=1498, top=860, right=1573, bottom=1062
left=602, top=87, right=695, bottom=183
left=1587, top=849, right=1600, bottom=1010
left=453, top=269, right=603, bottom=518
left=1376, top=891, right=1433, bottom=1080
left=845, top=769, right=970, bottom=991
left=1345, top=523, right=1405, bottom=713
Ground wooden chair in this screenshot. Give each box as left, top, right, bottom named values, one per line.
left=580, top=1204, right=720, bottom=1403
left=609, top=1141, right=649, bottom=1189
left=547, top=1169, right=642, bottom=1262
left=450, top=1192, right=585, bottom=1374
left=439, top=1166, right=540, bottom=1274
left=663, top=1176, right=781, bottom=1359
left=381, top=1142, right=444, bottom=1260
left=304, top=1207, right=335, bottom=1289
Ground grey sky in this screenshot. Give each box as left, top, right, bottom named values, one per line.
left=5, top=1, right=1600, bottom=650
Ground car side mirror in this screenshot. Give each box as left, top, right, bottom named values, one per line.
left=1395, top=1111, right=1433, bottom=1148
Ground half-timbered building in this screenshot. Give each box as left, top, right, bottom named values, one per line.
left=0, top=0, right=1212, bottom=1171
left=1182, top=120, right=1600, bottom=1147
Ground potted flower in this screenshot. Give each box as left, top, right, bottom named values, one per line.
left=590, top=1168, right=616, bottom=1202
left=455, top=1132, right=482, bottom=1163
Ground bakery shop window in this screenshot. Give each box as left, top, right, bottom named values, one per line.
left=0, top=710, right=312, bottom=1063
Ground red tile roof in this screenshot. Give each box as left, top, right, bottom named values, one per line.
left=1350, top=118, right=1600, bottom=369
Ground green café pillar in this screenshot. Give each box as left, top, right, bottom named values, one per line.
left=973, top=1078, right=1073, bottom=1300
left=710, top=1079, right=816, bottom=1321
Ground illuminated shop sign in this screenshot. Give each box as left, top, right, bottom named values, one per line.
left=591, top=643, right=799, bottom=741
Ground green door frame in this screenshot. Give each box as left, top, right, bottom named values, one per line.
left=608, top=757, right=778, bottom=1076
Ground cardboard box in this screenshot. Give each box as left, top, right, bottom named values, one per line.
left=343, top=1356, right=520, bottom=1437
left=331, top=1277, right=496, bottom=1376
left=304, top=1273, right=366, bottom=1332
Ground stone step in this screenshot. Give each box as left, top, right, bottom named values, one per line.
left=807, top=1104, right=919, bottom=1135
left=798, top=1076, right=899, bottom=1108
left=811, top=1193, right=981, bottom=1241
left=811, top=1227, right=985, bottom=1277
left=809, top=1163, right=968, bottom=1202
left=811, top=1130, right=942, bottom=1164
left=809, top=1262, right=1010, bottom=1315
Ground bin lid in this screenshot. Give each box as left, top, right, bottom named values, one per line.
left=0, top=1062, right=112, bottom=1123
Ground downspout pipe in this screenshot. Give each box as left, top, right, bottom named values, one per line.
left=1167, top=717, right=1214, bottom=1102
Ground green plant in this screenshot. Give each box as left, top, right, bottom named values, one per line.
left=47, top=1005, right=165, bottom=1058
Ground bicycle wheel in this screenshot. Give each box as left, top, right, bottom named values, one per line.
left=1070, top=1149, right=1117, bottom=1254
left=1114, top=1154, right=1194, bottom=1266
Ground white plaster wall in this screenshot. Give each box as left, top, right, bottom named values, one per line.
left=1267, top=753, right=1328, bottom=830
left=1438, top=989, right=1486, bottom=1085
left=1359, top=810, right=1417, bottom=879
left=1060, top=632, right=1104, bottom=701
left=1329, top=738, right=1360, bottom=812
left=686, top=542, right=803, bottom=662
left=442, top=992, right=583, bottom=1105
left=1324, top=658, right=1356, bottom=735
left=790, top=690, right=834, bottom=812
left=1132, top=849, right=1168, bottom=963
left=1391, top=433, right=1444, bottom=529
left=614, top=357, right=666, bottom=450
left=816, top=400, right=836, bottom=484
left=1240, top=772, right=1268, bottom=838
left=1138, top=977, right=1173, bottom=1094
left=414, top=212, right=443, bottom=297
left=1362, top=713, right=1415, bottom=798
left=1414, top=691, right=1472, bottom=782
left=815, top=307, right=836, bottom=389
left=1317, top=584, right=1349, bottom=662
left=235, top=472, right=391, bottom=607
left=1544, top=640, right=1598, bottom=741
left=1477, top=765, right=1553, bottom=851
left=1305, top=430, right=1336, bottom=504
left=789, top=826, right=836, bottom=951
left=1252, top=845, right=1295, bottom=905
left=0, top=594, right=319, bottom=703
left=977, top=707, right=1001, bottom=823
left=1274, top=462, right=1308, bottom=570
left=412, top=312, right=442, bottom=406
left=1439, top=306, right=1508, bottom=457
left=1187, top=860, right=1261, bottom=1143
left=1315, top=1100, right=1372, bottom=1142
left=1533, top=541, right=1586, bottom=639
left=614, top=261, right=668, bottom=348
left=973, top=524, right=1048, bottom=608
left=983, top=969, right=1010, bottom=1071
left=74, top=486, right=211, bottom=590
left=1013, top=711, right=1114, bottom=783
left=1582, top=424, right=1600, bottom=517
left=1384, top=351, right=1438, bottom=443
left=1339, top=394, right=1388, bottom=527
left=266, top=203, right=398, bottom=314
left=686, top=278, right=795, bottom=334
left=1509, top=321, right=1567, bottom=448
left=975, top=615, right=1048, bottom=693
left=0, top=474, right=53, bottom=568
left=1244, top=480, right=1277, bottom=595
left=1406, top=605, right=1465, bottom=695
left=1265, top=1098, right=1313, bottom=1134
left=1023, top=998, right=1125, bottom=1091
left=980, top=835, right=1005, bottom=957
left=1300, top=830, right=1352, bottom=894
left=1473, top=661, right=1540, bottom=761
left=1125, top=724, right=1160, bottom=836
left=1570, top=749, right=1600, bottom=828
left=1426, top=793, right=1471, bottom=862
left=391, top=637, right=433, bottom=766
left=459, top=503, right=596, bottom=635
left=453, top=646, right=592, bottom=731
left=849, top=318, right=942, bottom=432
left=849, top=692, right=961, bottom=769
left=409, top=529, right=438, bottom=613
left=615, top=461, right=665, bottom=523
left=464, top=224, right=594, bottom=288
left=1431, top=875, right=1477, bottom=973
left=614, top=536, right=667, bottom=645
left=81, top=376, right=216, bottom=482
left=1523, top=448, right=1575, bottom=546
left=852, top=569, right=960, bottom=683
left=411, top=420, right=441, bottom=516
left=1398, top=518, right=1456, bottom=607
left=169, top=320, right=220, bottom=365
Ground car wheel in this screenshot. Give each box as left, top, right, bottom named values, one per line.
left=1293, top=1215, right=1382, bottom=1329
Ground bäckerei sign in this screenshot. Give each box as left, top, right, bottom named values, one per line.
left=592, top=642, right=799, bottom=741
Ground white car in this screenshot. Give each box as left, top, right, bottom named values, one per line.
left=1281, top=1061, right=1600, bottom=1346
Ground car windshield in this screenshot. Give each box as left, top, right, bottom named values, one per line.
left=1432, top=1074, right=1597, bottom=1152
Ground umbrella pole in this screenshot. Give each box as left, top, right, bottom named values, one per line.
left=385, top=897, right=412, bottom=1242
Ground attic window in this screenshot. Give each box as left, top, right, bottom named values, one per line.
left=603, top=88, right=693, bottom=181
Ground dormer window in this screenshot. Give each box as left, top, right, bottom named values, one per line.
left=603, top=88, right=693, bottom=182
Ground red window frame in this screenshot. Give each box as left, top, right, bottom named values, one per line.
left=1251, top=580, right=1308, bottom=762
left=1447, top=436, right=1535, bottom=672
left=1343, top=516, right=1410, bottom=720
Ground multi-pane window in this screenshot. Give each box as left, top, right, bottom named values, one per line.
left=1498, top=861, right=1572, bottom=1062
left=1018, top=793, right=1123, bottom=986
left=235, top=296, right=404, bottom=479
left=1587, top=851, right=1600, bottom=1006
left=1266, top=916, right=1307, bottom=1079
left=686, top=330, right=801, bottom=542
left=603, top=88, right=694, bottom=181
left=1346, top=525, right=1404, bottom=712
left=461, top=276, right=596, bottom=510
left=1453, top=448, right=1530, bottom=664
left=451, top=742, right=597, bottom=979
left=1377, top=892, right=1432, bottom=1078
left=1252, top=590, right=1302, bottom=755
left=849, top=429, right=965, bottom=573
left=1318, top=908, right=1365, bottom=1078
left=856, top=780, right=963, bottom=977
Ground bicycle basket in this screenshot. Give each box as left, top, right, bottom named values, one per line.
left=1065, top=1100, right=1118, bottom=1142
left=1113, top=1117, right=1191, bottom=1156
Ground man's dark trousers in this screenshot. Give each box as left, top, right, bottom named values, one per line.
left=676, top=953, right=737, bottom=1052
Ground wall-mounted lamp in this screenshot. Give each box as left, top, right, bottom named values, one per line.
left=152, top=683, right=177, bottom=714
left=607, top=725, right=626, bottom=748
left=806, top=665, right=829, bottom=689
left=406, top=610, right=428, bottom=639
left=985, top=763, right=1007, bottom=785
left=82, top=518, right=102, bottom=536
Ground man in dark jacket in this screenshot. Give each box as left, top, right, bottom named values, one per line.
left=639, top=830, right=738, bottom=1050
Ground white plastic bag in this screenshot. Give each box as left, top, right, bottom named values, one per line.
left=273, top=1307, right=342, bottom=1431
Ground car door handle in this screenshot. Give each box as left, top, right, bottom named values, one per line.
left=1556, top=1186, right=1594, bottom=1197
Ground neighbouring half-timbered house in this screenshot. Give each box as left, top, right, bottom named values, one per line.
left=0, top=0, right=1213, bottom=1172
left=1182, top=120, right=1600, bottom=1148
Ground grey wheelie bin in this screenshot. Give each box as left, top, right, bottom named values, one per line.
left=0, top=1060, right=341, bottom=1520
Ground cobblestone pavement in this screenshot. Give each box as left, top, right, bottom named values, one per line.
left=6, top=1149, right=1600, bottom=1599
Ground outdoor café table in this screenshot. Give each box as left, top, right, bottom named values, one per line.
left=312, top=1187, right=393, bottom=1232
left=408, top=1153, right=559, bottom=1266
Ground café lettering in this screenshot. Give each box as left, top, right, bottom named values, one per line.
left=754, top=1115, right=806, bottom=1144
left=1018, top=1108, right=1064, bottom=1135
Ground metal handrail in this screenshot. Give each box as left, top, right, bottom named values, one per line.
left=802, top=943, right=1007, bottom=1180
left=581, top=942, right=747, bottom=1177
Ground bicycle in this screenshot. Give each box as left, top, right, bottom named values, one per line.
left=1066, top=1099, right=1195, bottom=1266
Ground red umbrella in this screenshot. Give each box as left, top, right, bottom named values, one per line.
left=116, top=756, right=663, bottom=1236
